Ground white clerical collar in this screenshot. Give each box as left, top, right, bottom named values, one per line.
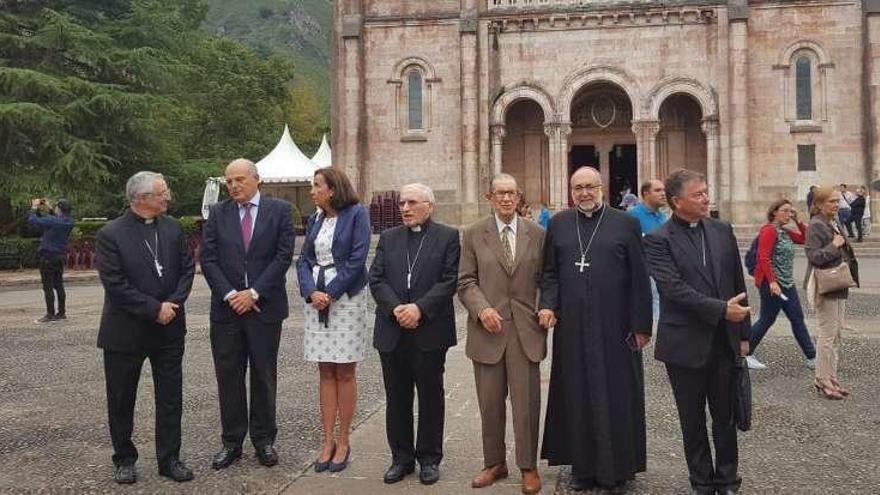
left=144, top=218, right=155, bottom=224
left=494, top=213, right=518, bottom=235
left=577, top=203, right=604, bottom=218
left=409, top=225, right=422, bottom=232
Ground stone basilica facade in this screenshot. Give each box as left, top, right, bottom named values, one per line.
left=331, top=0, right=880, bottom=225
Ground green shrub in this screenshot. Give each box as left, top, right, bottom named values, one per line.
left=75, top=220, right=108, bottom=238
left=0, top=237, right=41, bottom=270
left=178, top=216, right=202, bottom=236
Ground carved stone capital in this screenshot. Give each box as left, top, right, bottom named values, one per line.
left=491, top=124, right=507, bottom=142
left=701, top=118, right=720, bottom=137
left=631, top=119, right=660, bottom=137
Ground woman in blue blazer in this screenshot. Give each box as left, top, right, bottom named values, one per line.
left=296, top=167, right=371, bottom=473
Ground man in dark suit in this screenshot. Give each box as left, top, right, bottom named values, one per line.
left=96, top=171, right=195, bottom=484
left=202, top=158, right=295, bottom=469
left=644, top=169, right=751, bottom=495
left=369, top=183, right=460, bottom=486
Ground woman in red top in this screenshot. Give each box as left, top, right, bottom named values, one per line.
left=747, top=199, right=816, bottom=370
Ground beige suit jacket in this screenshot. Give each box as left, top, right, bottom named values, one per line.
left=457, top=215, right=547, bottom=365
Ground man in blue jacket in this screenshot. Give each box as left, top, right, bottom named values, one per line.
left=28, top=198, right=74, bottom=323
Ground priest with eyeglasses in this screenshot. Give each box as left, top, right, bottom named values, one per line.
left=538, top=166, right=653, bottom=491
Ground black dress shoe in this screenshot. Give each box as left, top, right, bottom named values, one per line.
left=383, top=463, right=415, bottom=484
left=256, top=444, right=279, bottom=467
left=114, top=464, right=136, bottom=484
left=568, top=476, right=596, bottom=492
left=419, top=464, right=440, bottom=485
left=159, top=459, right=194, bottom=482
left=211, top=446, right=242, bottom=470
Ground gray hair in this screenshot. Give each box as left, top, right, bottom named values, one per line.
left=126, top=171, right=164, bottom=203
left=227, top=158, right=260, bottom=179
left=490, top=173, right=518, bottom=192
left=664, top=169, right=705, bottom=210
left=400, top=183, right=435, bottom=204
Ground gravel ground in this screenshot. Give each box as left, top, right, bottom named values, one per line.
left=1, top=276, right=878, bottom=494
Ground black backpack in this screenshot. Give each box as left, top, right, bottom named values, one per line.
left=744, top=236, right=760, bottom=276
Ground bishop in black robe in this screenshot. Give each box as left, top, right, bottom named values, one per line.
left=539, top=202, right=653, bottom=488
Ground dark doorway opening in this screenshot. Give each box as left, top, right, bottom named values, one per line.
left=609, top=144, right=637, bottom=210
left=569, top=145, right=597, bottom=177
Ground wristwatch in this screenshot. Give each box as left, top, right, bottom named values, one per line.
left=249, top=288, right=259, bottom=301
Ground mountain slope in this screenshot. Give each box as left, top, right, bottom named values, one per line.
left=202, top=0, right=331, bottom=98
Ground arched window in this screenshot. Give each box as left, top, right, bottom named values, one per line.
left=795, top=56, right=812, bottom=120
left=407, top=70, right=423, bottom=130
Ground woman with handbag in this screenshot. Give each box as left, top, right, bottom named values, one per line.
left=747, top=199, right=816, bottom=370
left=805, top=186, right=859, bottom=400
left=296, top=167, right=371, bottom=472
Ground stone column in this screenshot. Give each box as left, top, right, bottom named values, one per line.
left=542, top=123, right=571, bottom=210
left=596, top=142, right=612, bottom=189
left=333, top=5, right=366, bottom=196
left=459, top=7, right=480, bottom=222
left=702, top=118, right=721, bottom=213
left=728, top=1, right=750, bottom=222
left=491, top=124, right=506, bottom=177
left=632, top=120, right=660, bottom=181
left=865, top=3, right=880, bottom=225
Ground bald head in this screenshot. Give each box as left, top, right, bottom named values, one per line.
left=224, top=158, right=260, bottom=204
left=570, top=166, right=604, bottom=211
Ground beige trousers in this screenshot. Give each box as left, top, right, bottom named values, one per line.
left=472, top=326, right=541, bottom=470
left=814, top=295, right=846, bottom=382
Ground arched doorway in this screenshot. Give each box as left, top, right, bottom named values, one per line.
left=567, top=83, right=637, bottom=209
left=657, top=94, right=707, bottom=179
left=502, top=100, right=549, bottom=207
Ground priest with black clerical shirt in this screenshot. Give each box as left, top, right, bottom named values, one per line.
left=538, top=166, right=653, bottom=491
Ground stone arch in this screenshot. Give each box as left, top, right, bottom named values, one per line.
left=557, top=65, right=643, bottom=122
left=491, top=83, right=556, bottom=127
left=776, top=39, right=833, bottom=68
left=389, top=56, right=439, bottom=82
left=646, top=77, right=718, bottom=121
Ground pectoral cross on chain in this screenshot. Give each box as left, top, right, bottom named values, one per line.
left=155, top=260, right=164, bottom=278
left=575, top=255, right=590, bottom=273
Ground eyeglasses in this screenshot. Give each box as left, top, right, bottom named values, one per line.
left=144, top=190, right=172, bottom=199
left=397, top=199, right=429, bottom=208
left=491, top=190, right=520, bottom=198
left=571, top=184, right=602, bottom=194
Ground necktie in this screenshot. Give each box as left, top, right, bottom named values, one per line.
left=501, top=225, right=514, bottom=270
left=241, top=203, right=253, bottom=251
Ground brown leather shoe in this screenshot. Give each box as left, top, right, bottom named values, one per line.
left=521, top=468, right=542, bottom=494
left=471, top=463, right=509, bottom=488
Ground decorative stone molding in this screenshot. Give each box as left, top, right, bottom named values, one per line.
left=645, top=77, right=719, bottom=121
left=558, top=65, right=643, bottom=121
left=341, top=14, right=363, bottom=39
left=387, top=57, right=441, bottom=135
left=486, top=6, right=715, bottom=30
left=490, top=83, right=557, bottom=126
left=773, top=40, right=832, bottom=127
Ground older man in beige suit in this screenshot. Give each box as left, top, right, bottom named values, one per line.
left=458, top=173, right=548, bottom=495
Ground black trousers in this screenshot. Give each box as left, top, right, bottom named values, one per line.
left=665, top=334, right=741, bottom=492
left=39, top=253, right=65, bottom=316
left=210, top=317, right=282, bottom=449
left=103, top=341, right=184, bottom=468
left=379, top=335, right=447, bottom=467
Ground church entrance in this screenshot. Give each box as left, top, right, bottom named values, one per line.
left=657, top=94, right=706, bottom=179
left=567, top=82, right=637, bottom=209
left=501, top=99, right=549, bottom=207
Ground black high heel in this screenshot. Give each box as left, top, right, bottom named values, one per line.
left=328, top=445, right=351, bottom=473
left=314, top=442, right=336, bottom=473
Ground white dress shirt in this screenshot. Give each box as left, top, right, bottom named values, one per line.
left=495, top=213, right=517, bottom=260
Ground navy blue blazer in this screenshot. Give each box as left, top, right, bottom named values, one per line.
left=296, top=204, right=370, bottom=300
left=202, top=196, right=295, bottom=323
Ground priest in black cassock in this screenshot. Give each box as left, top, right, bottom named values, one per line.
left=538, top=166, right=653, bottom=491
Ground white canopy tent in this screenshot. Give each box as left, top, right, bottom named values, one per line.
left=201, top=125, right=319, bottom=219
left=310, top=134, right=332, bottom=169
left=256, top=124, right=319, bottom=183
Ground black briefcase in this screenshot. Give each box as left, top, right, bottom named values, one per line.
left=731, top=356, right=752, bottom=432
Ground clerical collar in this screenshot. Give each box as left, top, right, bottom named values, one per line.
left=576, top=203, right=604, bottom=218
left=494, top=213, right=518, bottom=235
left=409, top=218, right=431, bottom=233
left=672, top=214, right=702, bottom=229
left=129, top=210, right=159, bottom=224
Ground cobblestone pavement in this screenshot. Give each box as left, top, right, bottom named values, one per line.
left=1, top=274, right=879, bottom=494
